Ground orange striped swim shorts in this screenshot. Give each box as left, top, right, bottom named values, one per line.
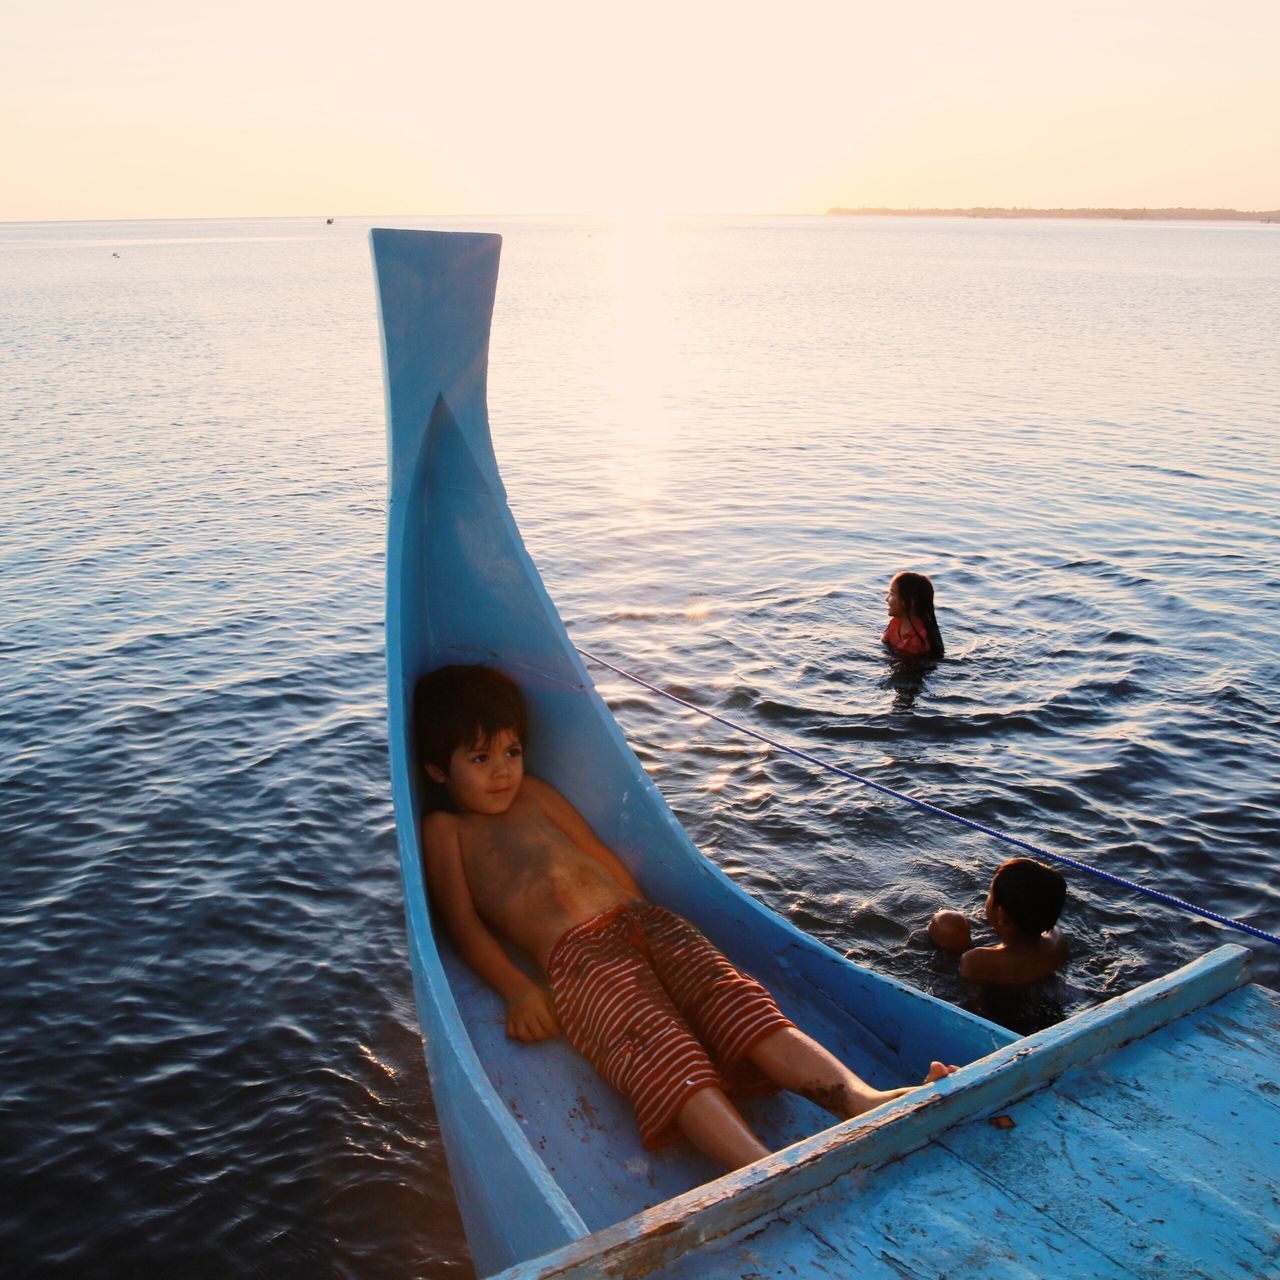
left=545, top=902, right=796, bottom=1148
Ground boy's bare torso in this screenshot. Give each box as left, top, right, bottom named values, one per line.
left=449, top=787, right=637, bottom=966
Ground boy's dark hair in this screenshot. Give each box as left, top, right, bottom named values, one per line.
left=991, top=858, right=1066, bottom=936
left=413, top=664, right=528, bottom=774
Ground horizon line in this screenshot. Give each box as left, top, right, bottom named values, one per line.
left=5, top=205, right=1279, bottom=228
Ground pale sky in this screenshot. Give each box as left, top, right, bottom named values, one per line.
left=3, top=0, right=1278, bottom=220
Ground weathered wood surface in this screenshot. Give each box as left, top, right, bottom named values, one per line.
left=521, top=979, right=1279, bottom=1280
left=496, top=947, right=1276, bottom=1279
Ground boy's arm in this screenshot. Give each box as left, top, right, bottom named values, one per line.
left=422, top=812, right=560, bottom=1043
left=524, top=776, right=642, bottom=896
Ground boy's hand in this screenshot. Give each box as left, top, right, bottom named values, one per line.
left=506, top=986, right=560, bottom=1042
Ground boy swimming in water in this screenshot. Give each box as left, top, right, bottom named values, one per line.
left=929, top=858, right=1069, bottom=984
left=417, top=663, right=956, bottom=1170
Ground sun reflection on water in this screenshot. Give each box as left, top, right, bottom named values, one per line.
left=605, top=214, right=674, bottom=516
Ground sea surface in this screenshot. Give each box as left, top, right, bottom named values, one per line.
left=1, top=214, right=1277, bottom=1278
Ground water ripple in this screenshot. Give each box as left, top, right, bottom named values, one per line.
left=2, top=214, right=1278, bottom=1277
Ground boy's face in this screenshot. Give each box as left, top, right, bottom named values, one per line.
left=985, top=882, right=1020, bottom=938
left=427, top=727, right=524, bottom=815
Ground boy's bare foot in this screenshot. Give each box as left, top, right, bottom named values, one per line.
left=847, top=1063, right=960, bottom=1114
left=747, top=1027, right=959, bottom=1123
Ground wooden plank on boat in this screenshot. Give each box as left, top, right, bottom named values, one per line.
left=662, top=980, right=1280, bottom=1280
left=657, top=1141, right=1132, bottom=1280
left=493, top=945, right=1252, bottom=1279
left=1132, top=981, right=1280, bottom=1091
left=937, top=1080, right=1279, bottom=1277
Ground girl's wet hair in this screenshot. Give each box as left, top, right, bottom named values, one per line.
left=892, top=571, right=945, bottom=658
left=413, top=664, right=528, bottom=774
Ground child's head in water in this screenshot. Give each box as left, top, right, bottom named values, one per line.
left=986, top=857, right=1067, bottom=939
left=885, top=571, right=945, bottom=659
left=929, top=858, right=1068, bottom=985
left=413, top=664, right=528, bottom=814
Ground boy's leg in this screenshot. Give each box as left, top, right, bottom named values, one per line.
left=634, top=907, right=797, bottom=1073
left=677, top=1086, right=771, bottom=1170
left=548, top=907, right=760, bottom=1160
left=747, top=1026, right=954, bottom=1119
left=625, top=907, right=957, bottom=1120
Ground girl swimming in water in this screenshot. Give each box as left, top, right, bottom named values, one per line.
left=882, top=571, right=945, bottom=659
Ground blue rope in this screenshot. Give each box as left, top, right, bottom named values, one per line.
left=576, top=647, right=1280, bottom=950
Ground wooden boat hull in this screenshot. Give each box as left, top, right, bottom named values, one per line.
left=372, top=227, right=1015, bottom=1275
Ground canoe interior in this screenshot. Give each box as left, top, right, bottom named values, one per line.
left=372, top=228, right=1017, bottom=1276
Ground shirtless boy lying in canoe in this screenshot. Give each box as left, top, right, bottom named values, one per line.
left=416, top=664, right=956, bottom=1170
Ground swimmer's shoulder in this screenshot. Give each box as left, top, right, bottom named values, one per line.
left=958, top=944, right=1009, bottom=983
left=960, top=932, right=1068, bottom=984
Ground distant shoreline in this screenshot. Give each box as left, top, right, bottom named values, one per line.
left=828, top=206, right=1280, bottom=224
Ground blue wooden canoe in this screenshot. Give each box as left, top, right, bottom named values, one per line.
left=372, top=229, right=1280, bottom=1279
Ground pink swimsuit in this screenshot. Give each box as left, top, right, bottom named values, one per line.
left=882, top=616, right=931, bottom=657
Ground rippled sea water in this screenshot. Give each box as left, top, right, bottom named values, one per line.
left=2, top=214, right=1277, bottom=1277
